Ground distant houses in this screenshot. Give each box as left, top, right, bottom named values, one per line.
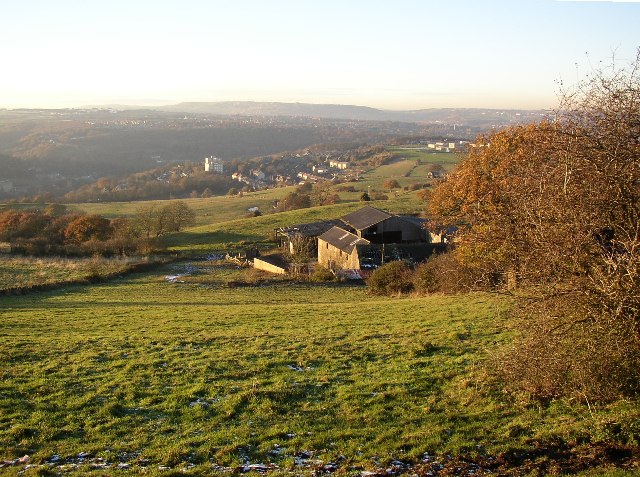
left=231, top=169, right=274, bottom=189
left=328, top=160, right=349, bottom=170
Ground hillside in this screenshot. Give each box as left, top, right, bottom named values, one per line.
left=1, top=260, right=638, bottom=475
left=2, top=149, right=638, bottom=475
left=159, top=101, right=547, bottom=127
left=0, top=109, right=431, bottom=200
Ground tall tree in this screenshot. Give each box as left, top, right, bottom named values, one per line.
left=429, top=53, right=640, bottom=401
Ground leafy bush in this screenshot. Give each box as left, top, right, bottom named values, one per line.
left=371, top=192, right=388, bottom=201
left=496, top=296, right=640, bottom=403
left=383, top=179, right=401, bottom=190
left=311, top=265, right=337, bottom=282
left=367, top=261, right=413, bottom=296
left=413, top=252, right=487, bottom=294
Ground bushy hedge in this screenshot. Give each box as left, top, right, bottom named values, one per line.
left=366, top=261, right=414, bottom=296
left=366, top=253, right=486, bottom=297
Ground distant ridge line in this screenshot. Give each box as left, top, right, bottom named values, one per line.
left=155, top=101, right=548, bottom=124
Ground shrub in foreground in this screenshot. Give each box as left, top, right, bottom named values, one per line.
left=311, top=265, right=337, bottom=282
left=367, top=261, right=413, bottom=296
left=413, top=252, right=487, bottom=294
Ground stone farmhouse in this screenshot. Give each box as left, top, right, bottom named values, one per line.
left=317, top=226, right=370, bottom=270
left=275, top=206, right=445, bottom=272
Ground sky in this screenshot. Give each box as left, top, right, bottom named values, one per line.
left=1, top=0, right=639, bottom=110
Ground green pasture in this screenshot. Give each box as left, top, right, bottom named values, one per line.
left=387, top=148, right=464, bottom=166
left=358, top=159, right=424, bottom=191
left=1, top=157, right=443, bottom=233
left=363, top=159, right=417, bottom=179
left=68, top=188, right=288, bottom=227
left=353, top=149, right=464, bottom=192
left=0, top=256, right=141, bottom=291
left=1, top=262, right=637, bottom=475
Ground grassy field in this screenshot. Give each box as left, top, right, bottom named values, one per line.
left=67, top=188, right=288, bottom=227
left=1, top=157, right=448, bottom=235
left=1, top=262, right=637, bottom=476
left=350, top=149, right=463, bottom=193
left=68, top=183, right=428, bottom=232
left=2, top=155, right=638, bottom=475
left=387, top=148, right=464, bottom=168
left=0, top=256, right=145, bottom=291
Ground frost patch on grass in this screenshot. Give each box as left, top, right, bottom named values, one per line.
left=165, top=264, right=202, bottom=283
left=188, top=396, right=219, bottom=408
left=287, top=364, right=314, bottom=372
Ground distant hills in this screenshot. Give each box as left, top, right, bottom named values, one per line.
left=157, top=101, right=548, bottom=127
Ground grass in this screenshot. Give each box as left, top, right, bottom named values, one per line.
left=364, top=159, right=417, bottom=179
left=1, top=262, right=637, bottom=476
left=349, top=149, right=464, bottom=193
left=0, top=255, right=143, bottom=291
left=2, top=157, right=637, bottom=475
left=67, top=188, right=289, bottom=227
left=387, top=148, right=464, bottom=167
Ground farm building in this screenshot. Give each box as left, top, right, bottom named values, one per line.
left=253, top=254, right=288, bottom=275
left=317, top=226, right=370, bottom=270
left=275, top=219, right=345, bottom=258
left=341, top=206, right=428, bottom=243
left=269, top=206, right=444, bottom=273
left=315, top=206, right=437, bottom=270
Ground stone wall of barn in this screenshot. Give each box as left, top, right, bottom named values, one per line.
left=317, top=239, right=360, bottom=269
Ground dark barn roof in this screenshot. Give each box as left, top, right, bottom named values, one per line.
left=278, top=219, right=345, bottom=238
left=318, top=226, right=370, bottom=254
left=342, top=206, right=393, bottom=231
left=398, top=215, right=429, bottom=228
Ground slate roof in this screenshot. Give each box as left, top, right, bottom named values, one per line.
left=341, top=206, right=393, bottom=231
left=398, top=215, right=429, bottom=228
left=278, top=219, right=345, bottom=238
left=318, top=226, right=370, bottom=254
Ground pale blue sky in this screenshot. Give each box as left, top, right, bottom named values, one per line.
left=1, top=0, right=638, bottom=110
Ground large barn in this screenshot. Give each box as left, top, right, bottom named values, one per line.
left=315, top=206, right=436, bottom=270
left=341, top=206, right=428, bottom=243
left=273, top=205, right=444, bottom=272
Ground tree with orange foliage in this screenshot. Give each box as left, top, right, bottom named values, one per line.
left=428, top=54, right=640, bottom=402
left=64, top=215, right=113, bottom=244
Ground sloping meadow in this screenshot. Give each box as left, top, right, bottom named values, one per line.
left=1, top=263, right=637, bottom=475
